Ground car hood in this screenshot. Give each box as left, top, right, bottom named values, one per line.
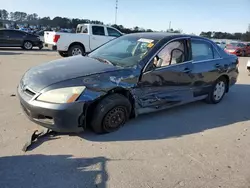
left=21, top=55, right=119, bottom=92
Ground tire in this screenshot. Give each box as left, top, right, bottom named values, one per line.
left=90, top=94, right=132, bottom=134
left=58, top=51, right=69, bottom=57
left=23, top=41, right=33, bottom=50
left=68, top=45, right=85, bottom=56
left=205, top=77, right=227, bottom=104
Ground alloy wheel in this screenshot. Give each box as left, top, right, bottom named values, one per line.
left=72, top=48, right=82, bottom=56
left=213, top=81, right=226, bottom=101
left=24, top=41, right=32, bottom=50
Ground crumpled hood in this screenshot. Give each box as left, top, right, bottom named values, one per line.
left=21, top=55, right=119, bottom=92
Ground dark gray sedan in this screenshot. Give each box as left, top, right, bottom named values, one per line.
left=0, top=29, right=43, bottom=50
left=17, top=33, right=239, bottom=134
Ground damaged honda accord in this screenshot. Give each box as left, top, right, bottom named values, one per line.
left=17, top=33, right=239, bottom=134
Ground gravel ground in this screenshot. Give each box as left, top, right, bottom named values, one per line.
left=0, top=48, right=250, bottom=188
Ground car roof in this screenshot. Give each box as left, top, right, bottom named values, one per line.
left=124, top=32, right=210, bottom=41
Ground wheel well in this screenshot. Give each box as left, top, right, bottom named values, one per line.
left=84, top=88, right=136, bottom=129
left=219, top=75, right=229, bottom=92
left=68, top=42, right=85, bottom=52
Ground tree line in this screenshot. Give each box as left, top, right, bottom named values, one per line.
left=0, top=9, right=182, bottom=34
left=200, top=31, right=250, bottom=41
left=0, top=9, right=249, bottom=41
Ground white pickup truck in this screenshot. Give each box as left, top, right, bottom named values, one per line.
left=44, top=24, right=123, bottom=57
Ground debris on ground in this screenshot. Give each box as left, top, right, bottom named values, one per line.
left=10, top=94, right=16, bottom=97
left=22, top=128, right=56, bottom=152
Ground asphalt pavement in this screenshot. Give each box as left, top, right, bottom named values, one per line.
left=0, top=48, right=250, bottom=188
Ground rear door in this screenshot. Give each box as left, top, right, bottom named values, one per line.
left=90, top=26, right=111, bottom=50
left=5, top=30, right=26, bottom=46
left=190, top=38, right=224, bottom=97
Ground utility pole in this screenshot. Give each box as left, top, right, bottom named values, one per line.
left=169, top=21, right=171, bottom=30
left=115, top=0, right=118, bottom=25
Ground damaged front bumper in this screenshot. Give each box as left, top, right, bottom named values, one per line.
left=17, top=85, right=85, bottom=133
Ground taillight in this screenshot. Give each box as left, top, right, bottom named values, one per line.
left=53, top=35, right=60, bottom=43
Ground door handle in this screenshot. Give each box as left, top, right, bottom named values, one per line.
left=215, top=64, right=221, bottom=68
left=92, top=37, right=96, bottom=40
left=183, top=68, right=191, bottom=73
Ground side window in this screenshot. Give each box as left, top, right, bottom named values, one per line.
left=82, top=27, right=88, bottom=33
left=191, top=39, right=213, bottom=61
left=8, top=31, right=25, bottom=38
left=153, top=40, right=185, bottom=68
left=107, top=27, right=121, bottom=37
left=92, top=26, right=105, bottom=36
left=76, top=26, right=82, bottom=33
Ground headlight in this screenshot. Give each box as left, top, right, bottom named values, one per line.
left=37, top=86, right=86, bottom=104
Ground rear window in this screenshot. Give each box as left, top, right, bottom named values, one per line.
left=76, top=25, right=88, bottom=33
left=92, top=26, right=105, bottom=36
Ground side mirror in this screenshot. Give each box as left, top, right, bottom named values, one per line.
left=170, top=48, right=185, bottom=65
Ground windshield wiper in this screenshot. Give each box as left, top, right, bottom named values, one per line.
left=93, top=57, right=115, bottom=66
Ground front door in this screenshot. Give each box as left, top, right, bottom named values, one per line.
left=136, top=38, right=195, bottom=111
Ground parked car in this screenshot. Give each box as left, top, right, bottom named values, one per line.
left=17, top=33, right=239, bottom=134
left=0, top=29, right=43, bottom=50
left=247, top=59, right=250, bottom=75
left=215, top=41, right=226, bottom=49
left=224, top=42, right=250, bottom=56
left=43, top=24, right=123, bottom=57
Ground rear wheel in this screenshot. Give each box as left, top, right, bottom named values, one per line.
left=68, top=45, right=85, bottom=56
left=90, top=94, right=132, bottom=134
left=23, top=41, right=33, bottom=50
left=58, top=51, right=68, bottom=57
left=205, top=77, right=227, bottom=104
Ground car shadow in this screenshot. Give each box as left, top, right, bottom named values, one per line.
left=0, top=154, right=109, bottom=188
left=0, top=48, right=52, bottom=52
left=82, top=83, right=250, bottom=142
left=0, top=51, right=23, bottom=55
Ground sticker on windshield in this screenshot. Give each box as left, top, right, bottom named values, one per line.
left=138, top=38, right=154, bottom=43
left=147, top=43, right=154, bottom=48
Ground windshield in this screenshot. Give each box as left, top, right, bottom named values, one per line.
left=88, top=35, right=158, bottom=68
